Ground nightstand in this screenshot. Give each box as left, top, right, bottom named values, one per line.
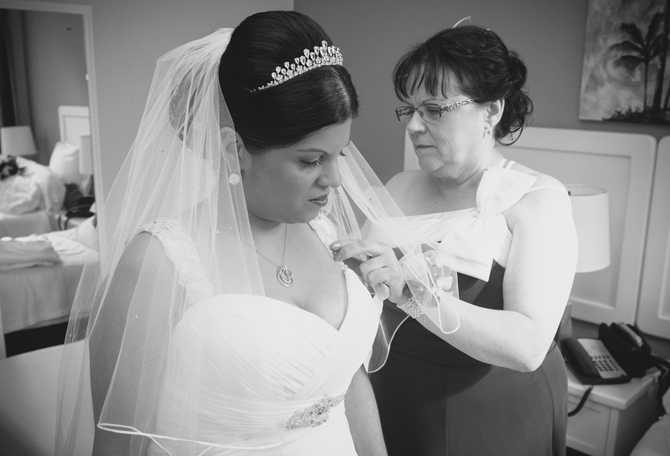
left=566, top=368, right=659, bottom=456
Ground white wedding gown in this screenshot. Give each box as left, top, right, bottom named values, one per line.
left=138, top=219, right=380, bottom=455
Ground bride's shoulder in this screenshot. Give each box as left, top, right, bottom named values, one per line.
left=122, top=219, right=193, bottom=271
left=123, top=219, right=214, bottom=302
left=122, top=223, right=174, bottom=265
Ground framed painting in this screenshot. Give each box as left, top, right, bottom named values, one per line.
left=580, top=0, right=670, bottom=125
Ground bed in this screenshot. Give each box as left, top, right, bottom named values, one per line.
left=0, top=105, right=90, bottom=238
left=0, top=216, right=98, bottom=357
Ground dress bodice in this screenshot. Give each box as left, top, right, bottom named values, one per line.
left=138, top=217, right=379, bottom=454
left=171, top=267, right=377, bottom=402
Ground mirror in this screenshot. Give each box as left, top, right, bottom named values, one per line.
left=0, top=1, right=100, bottom=356
left=0, top=0, right=100, bottom=203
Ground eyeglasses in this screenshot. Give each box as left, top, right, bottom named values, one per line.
left=395, top=99, right=476, bottom=123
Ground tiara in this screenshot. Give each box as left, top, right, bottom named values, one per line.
left=255, top=41, right=343, bottom=91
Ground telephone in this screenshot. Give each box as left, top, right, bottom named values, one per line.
left=563, top=322, right=652, bottom=385
left=563, top=338, right=630, bottom=385
left=564, top=323, right=670, bottom=418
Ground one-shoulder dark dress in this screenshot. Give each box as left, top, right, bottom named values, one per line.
left=370, top=162, right=568, bottom=456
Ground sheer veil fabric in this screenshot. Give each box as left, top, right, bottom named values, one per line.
left=55, top=28, right=459, bottom=455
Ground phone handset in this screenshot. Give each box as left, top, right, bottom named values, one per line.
left=612, top=322, right=644, bottom=348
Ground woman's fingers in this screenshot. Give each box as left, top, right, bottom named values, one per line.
left=331, top=239, right=388, bottom=262
left=332, top=239, right=405, bottom=301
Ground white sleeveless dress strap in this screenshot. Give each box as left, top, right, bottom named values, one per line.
left=308, top=211, right=338, bottom=258
left=137, top=219, right=214, bottom=306
left=309, top=211, right=348, bottom=270
left=502, top=159, right=569, bottom=195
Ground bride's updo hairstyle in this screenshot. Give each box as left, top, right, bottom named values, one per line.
left=219, top=11, right=359, bottom=154
left=393, top=24, right=532, bottom=144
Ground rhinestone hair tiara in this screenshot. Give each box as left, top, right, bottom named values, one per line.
left=254, top=41, right=343, bottom=91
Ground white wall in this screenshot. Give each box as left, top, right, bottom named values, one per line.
left=296, top=0, right=670, bottom=184
left=88, top=0, right=293, bottom=199
left=23, top=10, right=88, bottom=164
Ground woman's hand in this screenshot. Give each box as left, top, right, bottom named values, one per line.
left=331, top=239, right=405, bottom=302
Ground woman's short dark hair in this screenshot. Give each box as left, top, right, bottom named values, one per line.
left=219, top=11, right=359, bottom=154
left=393, top=25, right=532, bottom=144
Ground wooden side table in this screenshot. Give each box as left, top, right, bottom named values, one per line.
left=566, top=368, right=659, bottom=456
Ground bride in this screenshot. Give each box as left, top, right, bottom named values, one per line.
left=54, top=10, right=416, bottom=456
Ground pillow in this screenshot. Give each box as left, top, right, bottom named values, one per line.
left=49, top=142, right=84, bottom=188
left=0, top=175, right=42, bottom=214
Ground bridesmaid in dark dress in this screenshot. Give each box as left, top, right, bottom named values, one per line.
left=368, top=23, right=578, bottom=456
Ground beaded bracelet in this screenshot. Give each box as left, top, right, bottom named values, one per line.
left=397, top=294, right=424, bottom=319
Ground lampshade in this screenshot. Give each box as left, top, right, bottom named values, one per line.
left=0, top=126, right=37, bottom=156
left=79, top=134, right=93, bottom=174
left=567, top=184, right=611, bottom=273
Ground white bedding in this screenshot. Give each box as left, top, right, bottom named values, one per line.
left=0, top=157, right=65, bottom=215
left=0, top=225, right=97, bottom=334
left=0, top=210, right=55, bottom=238
left=0, top=157, right=64, bottom=238
left=18, top=156, right=65, bottom=213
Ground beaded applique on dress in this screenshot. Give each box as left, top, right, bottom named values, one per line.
left=308, top=211, right=346, bottom=269
left=278, top=393, right=347, bottom=430
left=137, top=219, right=214, bottom=306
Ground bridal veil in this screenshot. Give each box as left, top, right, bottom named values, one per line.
left=55, top=26, right=459, bottom=455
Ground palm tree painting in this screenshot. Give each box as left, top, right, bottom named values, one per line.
left=580, top=0, right=670, bottom=125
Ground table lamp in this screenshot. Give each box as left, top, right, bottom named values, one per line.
left=0, top=126, right=38, bottom=157
left=556, top=185, right=611, bottom=341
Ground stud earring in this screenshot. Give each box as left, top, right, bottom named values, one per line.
left=228, top=173, right=240, bottom=185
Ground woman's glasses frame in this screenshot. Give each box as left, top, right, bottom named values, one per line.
left=395, top=98, right=476, bottom=123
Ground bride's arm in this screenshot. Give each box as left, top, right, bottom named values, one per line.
left=345, top=366, right=388, bottom=456
left=90, top=233, right=176, bottom=455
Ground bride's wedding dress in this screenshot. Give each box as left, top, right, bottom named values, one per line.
left=137, top=219, right=379, bottom=455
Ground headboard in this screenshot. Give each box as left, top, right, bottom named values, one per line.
left=58, top=105, right=90, bottom=149
left=403, top=127, right=658, bottom=331
left=637, top=136, right=670, bottom=338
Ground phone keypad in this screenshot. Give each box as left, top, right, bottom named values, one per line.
left=591, top=355, right=619, bottom=372
left=576, top=338, right=628, bottom=379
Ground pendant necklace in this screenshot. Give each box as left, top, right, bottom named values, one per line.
left=254, top=224, right=294, bottom=287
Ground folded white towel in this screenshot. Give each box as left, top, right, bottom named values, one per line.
left=0, top=236, right=60, bottom=270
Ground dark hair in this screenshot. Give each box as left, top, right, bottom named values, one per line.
left=219, top=11, right=359, bottom=154
left=393, top=25, right=532, bottom=144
